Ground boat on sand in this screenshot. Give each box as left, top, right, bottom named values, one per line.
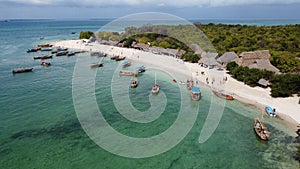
left=265, top=105, right=276, bottom=117
left=213, top=90, right=234, bottom=100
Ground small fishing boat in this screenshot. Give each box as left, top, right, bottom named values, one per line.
left=254, top=118, right=270, bottom=141
left=190, top=86, right=201, bottom=101
left=67, top=51, right=75, bottom=56
left=110, top=55, right=119, bottom=60
left=91, top=52, right=107, bottom=57
left=90, top=62, right=104, bottom=68
left=26, top=48, right=39, bottom=53
left=213, top=90, right=234, bottom=100
left=51, top=48, right=68, bottom=54
left=34, top=54, right=53, bottom=60
left=173, top=79, right=177, bottom=83
left=122, top=61, right=131, bottom=68
left=178, top=81, right=185, bottom=85
left=41, top=47, right=52, bottom=51
left=12, top=68, right=33, bottom=74
left=71, top=32, right=76, bottom=34
left=115, top=56, right=126, bottom=61
left=136, top=65, right=145, bottom=73
left=56, top=51, right=68, bottom=56
left=152, top=73, right=160, bottom=94
left=130, top=78, right=139, bottom=88
left=119, top=71, right=135, bottom=76
left=40, top=61, right=51, bottom=66
left=38, top=44, right=52, bottom=48
left=74, top=50, right=87, bottom=54
left=265, top=105, right=276, bottom=117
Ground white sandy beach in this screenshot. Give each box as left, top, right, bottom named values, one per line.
left=53, top=39, right=300, bottom=125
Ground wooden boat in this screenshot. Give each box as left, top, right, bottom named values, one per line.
left=136, top=65, right=145, bottom=73
left=56, top=51, right=68, bottom=56
left=26, top=48, right=40, bottom=53
left=130, top=78, right=139, bottom=88
left=41, top=47, right=52, bottom=51
left=67, top=51, right=75, bottom=56
left=190, top=86, right=201, bottom=101
left=74, top=50, right=87, bottom=54
left=34, top=54, right=53, bottom=60
left=12, top=68, right=33, bottom=74
left=119, top=71, right=135, bottom=76
left=254, top=118, right=270, bottom=141
left=186, top=79, right=194, bottom=90
left=110, top=55, right=119, bottom=60
left=91, top=52, right=107, bottom=57
left=265, top=105, right=276, bottom=117
left=115, top=56, right=126, bottom=61
left=152, top=73, right=160, bottom=94
left=122, top=61, right=131, bottom=68
left=90, top=62, right=104, bottom=68
left=213, top=90, right=234, bottom=100
left=38, top=44, right=53, bottom=48
left=40, top=61, right=51, bottom=66
left=52, top=48, right=68, bottom=54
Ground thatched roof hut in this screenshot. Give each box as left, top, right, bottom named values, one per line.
left=217, top=52, right=238, bottom=65
left=198, top=52, right=220, bottom=67
left=131, top=42, right=150, bottom=50
left=235, top=50, right=280, bottom=73
left=258, top=78, right=269, bottom=88
left=148, top=46, right=185, bottom=58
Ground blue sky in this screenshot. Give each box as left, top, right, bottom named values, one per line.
left=0, top=0, right=300, bottom=19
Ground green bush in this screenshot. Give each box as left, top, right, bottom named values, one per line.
left=79, top=31, right=94, bottom=39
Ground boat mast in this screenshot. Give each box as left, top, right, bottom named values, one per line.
left=155, top=72, right=157, bottom=85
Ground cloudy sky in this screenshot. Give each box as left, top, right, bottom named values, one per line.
left=0, top=0, right=300, bottom=19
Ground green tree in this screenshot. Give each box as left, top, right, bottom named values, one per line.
left=79, top=31, right=94, bottom=39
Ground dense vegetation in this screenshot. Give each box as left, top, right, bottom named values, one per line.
left=79, top=31, right=94, bottom=39
left=196, top=23, right=300, bottom=73
left=226, top=62, right=300, bottom=97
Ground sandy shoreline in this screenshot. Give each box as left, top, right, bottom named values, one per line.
left=53, top=39, right=300, bottom=126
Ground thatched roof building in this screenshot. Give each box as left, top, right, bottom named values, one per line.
left=235, top=50, right=280, bottom=73
left=148, top=46, right=185, bottom=58
left=217, top=52, right=238, bottom=65
left=131, top=42, right=150, bottom=50
left=198, top=52, right=220, bottom=67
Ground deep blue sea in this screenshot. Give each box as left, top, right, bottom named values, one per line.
left=0, top=19, right=299, bottom=169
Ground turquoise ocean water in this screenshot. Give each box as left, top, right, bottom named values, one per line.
left=0, top=19, right=299, bottom=168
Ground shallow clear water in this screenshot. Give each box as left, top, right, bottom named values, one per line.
left=0, top=20, right=299, bottom=169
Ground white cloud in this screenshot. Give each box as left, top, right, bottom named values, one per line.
left=2, top=0, right=300, bottom=7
